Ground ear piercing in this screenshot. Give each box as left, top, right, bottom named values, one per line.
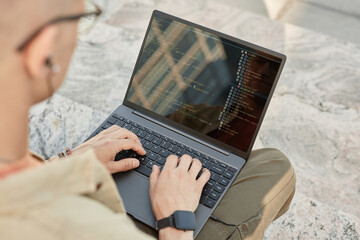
left=46, top=57, right=60, bottom=73
left=51, top=64, right=60, bottom=73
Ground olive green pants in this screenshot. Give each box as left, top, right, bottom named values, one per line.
left=134, top=148, right=296, bottom=240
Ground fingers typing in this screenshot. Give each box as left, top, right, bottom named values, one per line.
left=114, top=138, right=146, bottom=155
left=108, top=127, right=141, bottom=143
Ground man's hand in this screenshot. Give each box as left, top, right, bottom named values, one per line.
left=72, top=125, right=146, bottom=174
left=149, top=154, right=210, bottom=239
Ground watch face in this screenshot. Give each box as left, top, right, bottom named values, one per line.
left=174, top=211, right=196, bottom=230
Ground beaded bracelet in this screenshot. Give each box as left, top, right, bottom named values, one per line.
left=58, top=147, right=72, bottom=158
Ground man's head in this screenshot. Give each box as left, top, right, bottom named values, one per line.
left=0, top=0, right=102, bottom=166
left=0, top=0, right=85, bottom=103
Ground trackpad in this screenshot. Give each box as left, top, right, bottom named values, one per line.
left=113, top=171, right=154, bottom=223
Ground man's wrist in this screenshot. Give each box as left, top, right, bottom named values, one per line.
left=156, top=210, right=196, bottom=231
left=158, top=227, right=193, bottom=240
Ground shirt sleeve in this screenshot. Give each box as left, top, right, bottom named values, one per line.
left=2, top=194, right=157, bottom=240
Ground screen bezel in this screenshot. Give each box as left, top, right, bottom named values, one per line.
left=123, top=10, right=287, bottom=160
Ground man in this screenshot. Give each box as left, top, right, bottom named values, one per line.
left=0, top=0, right=296, bottom=239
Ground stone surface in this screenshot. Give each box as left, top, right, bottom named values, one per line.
left=300, top=0, right=360, bottom=15
left=29, top=0, right=360, bottom=238
left=279, top=0, right=360, bottom=45
left=203, top=0, right=360, bottom=45
left=264, top=193, right=360, bottom=240
left=29, top=95, right=107, bottom=159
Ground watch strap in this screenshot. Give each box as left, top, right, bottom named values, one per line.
left=156, top=214, right=175, bottom=230
left=156, top=211, right=196, bottom=231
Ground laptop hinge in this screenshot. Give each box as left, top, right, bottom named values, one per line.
left=133, top=110, right=230, bottom=156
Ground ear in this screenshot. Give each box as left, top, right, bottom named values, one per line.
left=23, top=25, right=58, bottom=81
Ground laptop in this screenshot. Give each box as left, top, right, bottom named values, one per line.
left=86, top=10, right=286, bottom=237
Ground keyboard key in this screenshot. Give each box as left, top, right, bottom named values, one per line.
left=122, top=150, right=132, bottom=157
left=202, top=187, right=211, bottom=196
left=156, top=156, right=166, bottom=165
left=176, top=149, right=187, bottom=156
left=223, top=170, right=234, bottom=179
left=130, top=127, right=139, bottom=134
left=214, top=184, right=225, bottom=193
left=186, top=147, right=194, bottom=153
left=210, top=172, right=220, bottom=182
left=153, top=138, right=163, bottom=146
left=160, top=149, right=170, bottom=158
left=219, top=162, right=228, bottom=169
left=208, top=191, right=220, bottom=200
left=112, top=114, right=121, bottom=119
left=168, top=145, right=178, bottom=153
left=139, top=156, right=149, bottom=165
left=178, top=143, right=186, bottom=149
left=160, top=141, right=170, bottom=149
left=116, top=120, right=125, bottom=127
left=205, top=180, right=216, bottom=189
left=124, top=119, right=131, bottom=124
left=130, top=152, right=141, bottom=159
left=148, top=152, right=158, bottom=161
left=228, top=166, right=237, bottom=173
left=210, top=165, right=225, bottom=175
left=135, top=165, right=151, bottom=177
left=204, top=198, right=215, bottom=208
left=189, top=153, right=197, bottom=158
left=151, top=145, right=161, bottom=154
left=146, top=161, right=155, bottom=169
left=123, top=123, right=131, bottom=130
left=218, top=177, right=230, bottom=186
left=137, top=130, right=147, bottom=139
left=155, top=133, right=162, bottom=138
left=144, top=142, right=153, bottom=150
left=107, top=116, right=117, bottom=124
left=203, top=161, right=211, bottom=169
left=102, top=122, right=112, bottom=129
left=145, top=134, right=154, bottom=142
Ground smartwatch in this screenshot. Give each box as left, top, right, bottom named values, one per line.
left=156, top=210, right=196, bottom=231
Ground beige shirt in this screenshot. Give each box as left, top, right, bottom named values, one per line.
left=0, top=149, right=155, bottom=240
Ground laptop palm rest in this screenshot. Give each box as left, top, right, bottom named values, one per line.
left=113, top=171, right=155, bottom=225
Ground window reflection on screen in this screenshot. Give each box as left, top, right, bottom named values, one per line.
left=127, top=14, right=282, bottom=153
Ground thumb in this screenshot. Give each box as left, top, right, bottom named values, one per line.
left=149, top=165, right=160, bottom=191
left=107, top=158, right=140, bottom=174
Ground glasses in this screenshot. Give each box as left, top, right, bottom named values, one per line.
left=17, top=0, right=102, bottom=52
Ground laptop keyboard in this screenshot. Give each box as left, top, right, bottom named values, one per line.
left=92, top=114, right=238, bottom=209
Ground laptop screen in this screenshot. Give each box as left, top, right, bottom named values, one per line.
left=125, top=11, right=284, bottom=155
